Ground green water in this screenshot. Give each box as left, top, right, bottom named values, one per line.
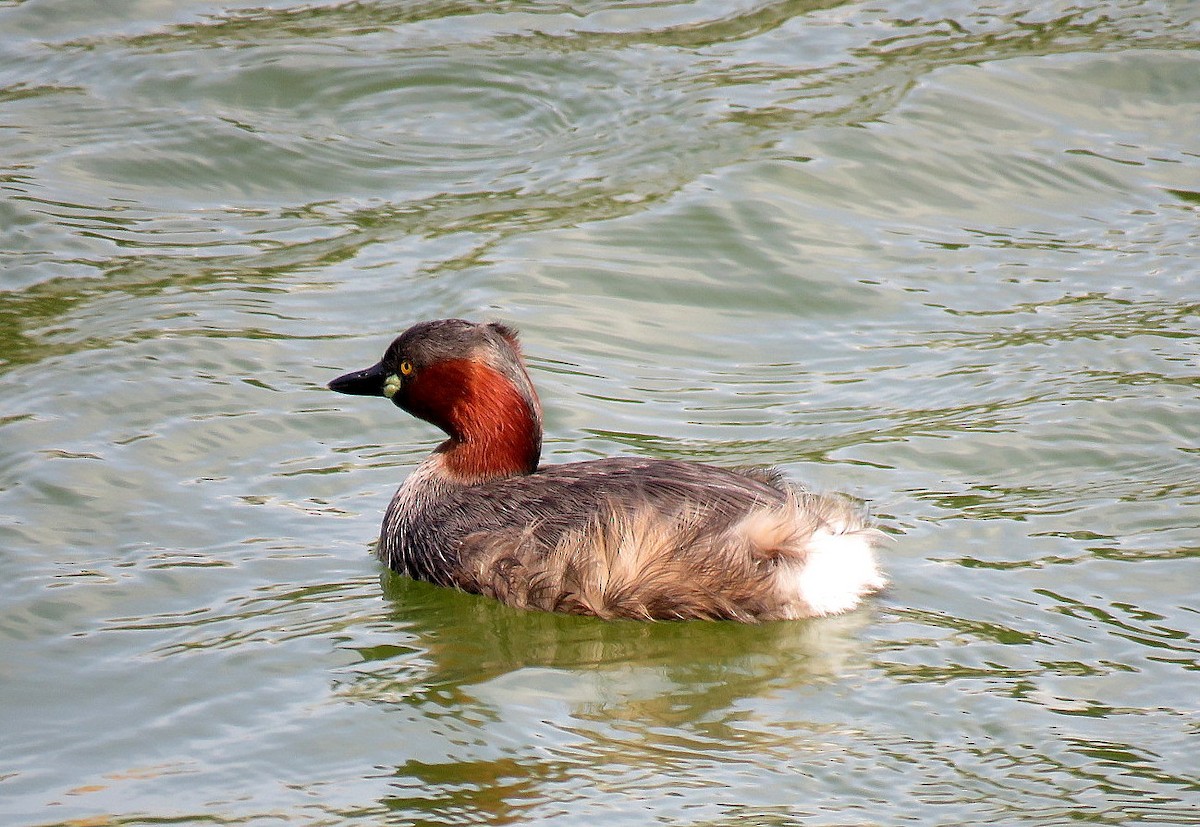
left=2, top=2, right=1198, bottom=825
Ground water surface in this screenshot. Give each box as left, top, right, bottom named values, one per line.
left=2, top=1, right=1199, bottom=825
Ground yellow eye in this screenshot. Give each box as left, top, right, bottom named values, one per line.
left=399, top=360, right=414, bottom=376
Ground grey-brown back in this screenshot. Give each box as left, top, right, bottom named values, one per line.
left=381, top=457, right=790, bottom=583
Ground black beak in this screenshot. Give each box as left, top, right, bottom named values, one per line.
left=328, top=361, right=388, bottom=396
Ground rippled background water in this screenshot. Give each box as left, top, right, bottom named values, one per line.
left=2, top=1, right=1199, bottom=825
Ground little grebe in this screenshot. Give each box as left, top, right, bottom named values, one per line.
left=329, top=319, right=885, bottom=622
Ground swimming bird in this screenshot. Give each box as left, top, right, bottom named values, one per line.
left=329, top=319, right=885, bottom=621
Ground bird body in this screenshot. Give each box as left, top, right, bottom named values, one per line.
left=329, top=319, right=884, bottom=622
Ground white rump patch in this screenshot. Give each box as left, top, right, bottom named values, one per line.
left=784, top=524, right=886, bottom=618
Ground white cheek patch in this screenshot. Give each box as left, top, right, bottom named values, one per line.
left=383, top=374, right=402, bottom=398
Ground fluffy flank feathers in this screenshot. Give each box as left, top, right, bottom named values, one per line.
left=456, top=491, right=885, bottom=622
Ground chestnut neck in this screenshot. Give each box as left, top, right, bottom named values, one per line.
left=407, top=357, right=542, bottom=483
